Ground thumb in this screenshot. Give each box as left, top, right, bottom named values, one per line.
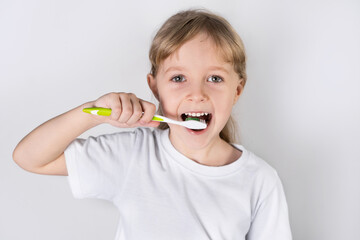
left=140, top=121, right=161, bottom=128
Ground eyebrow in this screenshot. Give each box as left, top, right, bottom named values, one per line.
left=164, top=66, right=229, bottom=74
left=208, top=66, right=229, bottom=74
left=164, top=66, right=185, bottom=74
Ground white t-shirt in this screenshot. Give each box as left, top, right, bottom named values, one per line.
left=64, top=127, right=292, bottom=240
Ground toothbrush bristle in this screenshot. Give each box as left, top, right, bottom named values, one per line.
left=184, top=119, right=207, bottom=130
left=185, top=117, right=200, bottom=121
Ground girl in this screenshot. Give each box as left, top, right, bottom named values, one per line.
left=13, top=9, right=292, bottom=240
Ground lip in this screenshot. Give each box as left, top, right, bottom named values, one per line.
left=186, top=126, right=209, bottom=135
left=177, top=110, right=213, bottom=134
left=182, top=111, right=211, bottom=114
left=183, top=114, right=213, bottom=135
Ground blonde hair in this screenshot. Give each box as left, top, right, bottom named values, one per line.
left=149, top=8, right=247, bottom=143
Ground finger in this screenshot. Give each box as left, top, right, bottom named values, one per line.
left=108, top=93, right=122, bottom=121
left=126, top=95, right=143, bottom=125
left=138, top=100, right=157, bottom=124
left=118, top=93, right=133, bottom=123
left=140, top=121, right=161, bottom=128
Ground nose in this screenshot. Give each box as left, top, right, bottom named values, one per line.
left=186, top=82, right=208, bottom=102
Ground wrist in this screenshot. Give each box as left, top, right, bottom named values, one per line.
left=76, top=101, right=103, bottom=128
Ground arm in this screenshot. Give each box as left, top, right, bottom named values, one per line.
left=246, top=175, right=292, bottom=240
left=13, top=102, right=100, bottom=175
left=12, top=93, right=159, bottom=176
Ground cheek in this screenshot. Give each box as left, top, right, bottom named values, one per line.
left=157, top=84, right=184, bottom=115
left=213, top=92, right=235, bottom=117
left=217, top=100, right=233, bottom=116
left=159, top=95, right=179, bottom=117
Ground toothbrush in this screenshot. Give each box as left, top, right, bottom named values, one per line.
left=83, top=107, right=207, bottom=130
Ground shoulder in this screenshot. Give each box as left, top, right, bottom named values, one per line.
left=238, top=146, right=282, bottom=196
left=91, top=127, right=159, bottom=142
left=68, top=127, right=163, bottom=153
left=100, top=127, right=166, bottom=150
left=235, top=145, right=278, bottom=181
left=246, top=151, right=278, bottom=179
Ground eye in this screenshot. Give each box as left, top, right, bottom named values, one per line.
left=171, top=75, right=186, bottom=83
left=207, top=75, right=223, bottom=83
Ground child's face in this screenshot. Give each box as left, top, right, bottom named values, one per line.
left=148, top=32, right=243, bottom=149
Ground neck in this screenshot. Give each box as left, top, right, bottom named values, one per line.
left=168, top=131, right=242, bottom=167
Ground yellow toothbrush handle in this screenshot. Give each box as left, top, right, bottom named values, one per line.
left=83, top=107, right=112, bottom=116
left=83, top=108, right=161, bottom=121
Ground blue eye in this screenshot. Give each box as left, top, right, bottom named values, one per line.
left=171, top=75, right=186, bottom=82
left=208, top=75, right=223, bottom=83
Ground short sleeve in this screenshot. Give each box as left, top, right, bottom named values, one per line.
left=246, top=173, right=292, bottom=240
left=64, top=130, right=138, bottom=201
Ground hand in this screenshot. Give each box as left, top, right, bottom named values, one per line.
left=90, top=92, right=160, bottom=128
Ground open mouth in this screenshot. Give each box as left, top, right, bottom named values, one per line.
left=181, top=112, right=212, bottom=131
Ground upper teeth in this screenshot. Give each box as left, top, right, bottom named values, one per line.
left=185, top=112, right=209, bottom=117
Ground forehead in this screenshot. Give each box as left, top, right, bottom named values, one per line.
left=159, top=33, right=233, bottom=74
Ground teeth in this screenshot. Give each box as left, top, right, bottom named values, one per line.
left=184, top=112, right=210, bottom=117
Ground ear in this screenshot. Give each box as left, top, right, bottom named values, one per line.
left=147, top=73, right=159, bottom=101
left=233, top=79, right=244, bottom=105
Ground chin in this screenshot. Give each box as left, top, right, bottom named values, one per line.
left=169, top=124, right=221, bottom=150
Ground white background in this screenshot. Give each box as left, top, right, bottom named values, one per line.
left=1, top=0, right=359, bottom=239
